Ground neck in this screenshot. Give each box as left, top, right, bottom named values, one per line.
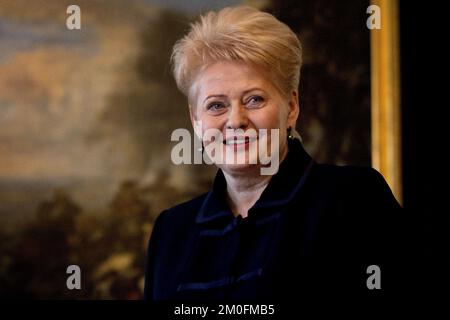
left=222, top=144, right=289, bottom=218
left=223, top=169, right=271, bottom=219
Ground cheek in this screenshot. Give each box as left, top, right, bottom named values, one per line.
left=199, top=115, right=222, bottom=131
left=276, top=103, right=290, bottom=128
left=257, top=106, right=286, bottom=129
left=196, top=115, right=227, bottom=144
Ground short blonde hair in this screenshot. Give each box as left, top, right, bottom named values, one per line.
left=171, top=6, right=302, bottom=101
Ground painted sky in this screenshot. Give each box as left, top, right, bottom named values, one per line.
left=0, top=0, right=238, bottom=223
left=0, top=0, right=371, bottom=225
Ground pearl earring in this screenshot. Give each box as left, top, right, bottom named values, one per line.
left=287, top=127, right=294, bottom=140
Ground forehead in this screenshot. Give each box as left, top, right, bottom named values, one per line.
left=192, top=61, right=274, bottom=99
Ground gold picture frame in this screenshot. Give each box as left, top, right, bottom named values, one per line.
left=370, top=0, right=402, bottom=204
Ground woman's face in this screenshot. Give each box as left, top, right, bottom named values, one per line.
left=189, top=60, right=299, bottom=175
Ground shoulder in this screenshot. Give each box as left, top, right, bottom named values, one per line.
left=310, top=163, right=400, bottom=209
left=314, top=163, right=385, bottom=183
left=147, top=192, right=209, bottom=265
left=153, top=192, right=208, bottom=233
left=313, top=163, right=392, bottom=192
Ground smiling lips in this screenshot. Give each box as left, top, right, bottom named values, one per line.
left=223, top=136, right=258, bottom=145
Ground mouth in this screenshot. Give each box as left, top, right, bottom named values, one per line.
left=223, top=136, right=258, bottom=146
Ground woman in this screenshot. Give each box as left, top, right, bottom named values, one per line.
left=144, top=6, right=405, bottom=301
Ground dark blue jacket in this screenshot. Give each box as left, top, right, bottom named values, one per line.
left=144, top=139, right=410, bottom=301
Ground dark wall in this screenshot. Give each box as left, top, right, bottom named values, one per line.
left=267, top=0, right=371, bottom=166
left=400, top=0, right=449, bottom=287
left=400, top=2, right=444, bottom=219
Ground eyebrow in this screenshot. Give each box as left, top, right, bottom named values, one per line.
left=203, top=88, right=264, bottom=103
left=203, top=94, right=226, bottom=103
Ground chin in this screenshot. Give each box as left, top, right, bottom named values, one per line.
left=219, top=163, right=262, bottom=175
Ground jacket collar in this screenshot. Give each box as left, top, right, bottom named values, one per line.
left=196, top=138, right=315, bottom=224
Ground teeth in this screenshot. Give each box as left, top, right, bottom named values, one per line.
left=224, top=137, right=256, bottom=145
left=227, top=139, right=246, bottom=145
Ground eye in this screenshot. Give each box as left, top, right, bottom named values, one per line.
left=246, top=95, right=264, bottom=107
left=206, top=102, right=226, bottom=112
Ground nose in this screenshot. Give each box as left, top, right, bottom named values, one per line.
left=226, top=103, right=249, bottom=130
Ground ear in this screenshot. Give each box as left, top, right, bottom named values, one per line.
left=287, top=90, right=300, bottom=128
left=189, top=105, right=202, bottom=139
